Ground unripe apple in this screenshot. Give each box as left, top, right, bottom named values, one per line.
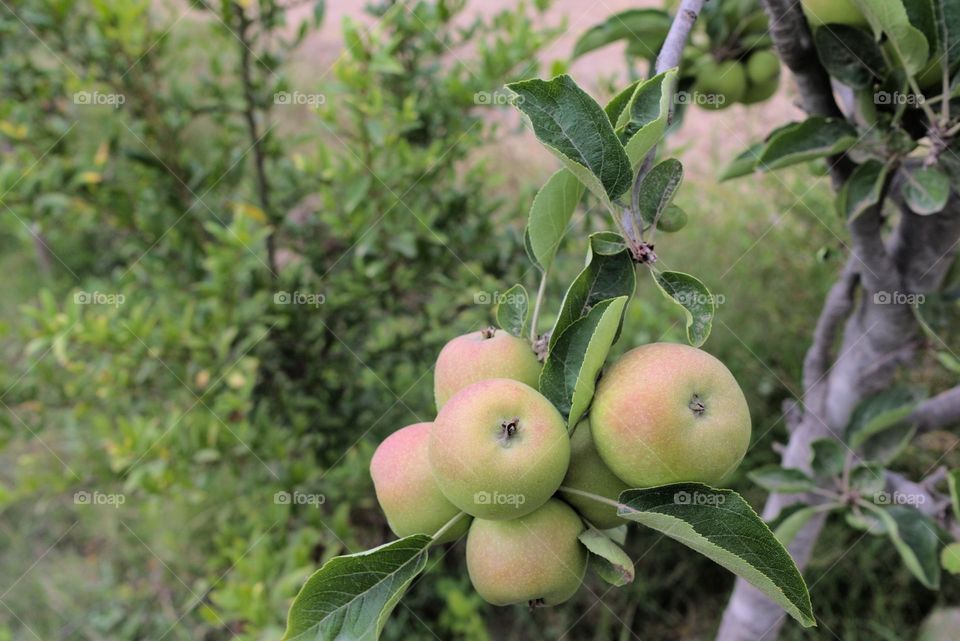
left=694, top=61, right=747, bottom=110
left=559, top=421, right=629, bottom=529
left=746, top=50, right=781, bottom=85
left=430, top=379, right=570, bottom=520
left=466, top=499, right=587, bottom=606
left=370, top=422, right=469, bottom=543
left=741, top=76, right=781, bottom=105
left=591, top=343, right=751, bottom=487
left=801, top=0, right=866, bottom=28
left=433, top=327, right=541, bottom=410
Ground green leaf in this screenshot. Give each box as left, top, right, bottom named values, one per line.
left=849, top=464, right=886, bottom=496
left=495, top=284, right=529, bottom=338
left=550, top=232, right=636, bottom=349
left=947, top=469, right=960, bottom=521
left=540, top=297, right=629, bottom=427
left=838, top=159, right=890, bottom=220
left=759, top=117, right=859, bottom=171
left=903, top=166, right=951, bottom=215
left=846, top=509, right=889, bottom=534
left=872, top=505, right=941, bottom=588
left=772, top=505, right=832, bottom=546
left=846, top=387, right=923, bottom=464
left=507, top=75, right=633, bottom=207
left=617, top=484, right=815, bottom=627
left=578, top=527, right=635, bottom=587
left=935, top=351, right=960, bottom=375
left=941, top=541, right=960, bottom=574
left=618, top=71, right=677, bottom=167
left=635, top=159, right=684, bottom=227
left=605, top=81, right=641, bottom=124
left=814, top=25, right=887, bottom=88
left=651, top=270, right=715, bottom=347
left=282, top=535, right=431, bottom=641
left=852, top=0, right=930, bottom=74
left=720, top=143, right=765, bottom=181
left=749, top=465, right=818, bottom=494
left=572, top=9, right=672, bottom=59
left=810, top=438, right=846, bottom=479
left=525, top=169, right=585, bottom=271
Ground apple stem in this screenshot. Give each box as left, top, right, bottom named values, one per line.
left=559, top=485, right=623, bottom=510
left=429, top=511, right=467, bottom=546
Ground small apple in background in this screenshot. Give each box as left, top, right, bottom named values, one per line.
left=466, top=499, right=587, bottom=607
left=694, top=60, right=747, bottom=110
left=430, top=378, right=570, bottom=520
left=370, top=422, right=469, bottom=543
left=590, top=343, right=751, bottom=488
left=559, top=420, right=629, bottom=529
left=800, top=0, right=867, bottom=27
left=433, top=327, right=542, bottom=410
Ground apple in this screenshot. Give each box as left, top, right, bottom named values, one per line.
left=694, top=61, right=747, bottom=110
left=741, top=76, right=781, bottom=105
left=746, top=50, right=781, bottom=85
left=559, top=420, right=629, bottom=529
left=429, top=378, right=570, bottom=520
left=433, top=327, right=541, bottom=410
left=370, top=422, right=469, bottom=543
left=801, top=0, right=867, bottom=28
left=465, top=499, right=587, bottom=606
left=590, top=343, right=751, bottom=487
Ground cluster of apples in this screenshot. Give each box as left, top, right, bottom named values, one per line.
left=370, top=328, right=752, bottom=607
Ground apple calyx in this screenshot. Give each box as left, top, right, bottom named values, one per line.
left=480, top=326, right=497, bottom=339
left=499, top=417, right=520, bottom=443
left=689, top=394, right=706, bottom=417
left=528, top=598, right=546, bottom=610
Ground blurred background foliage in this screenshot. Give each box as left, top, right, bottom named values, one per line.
left=1, top=1, right=958, bottom=640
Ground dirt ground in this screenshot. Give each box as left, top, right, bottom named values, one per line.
left=295, top=0, right=807, bottom=181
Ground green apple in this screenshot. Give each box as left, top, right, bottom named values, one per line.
left=941, top=542, right=960, bottom=575
left=746, top=50, right=781, bottom=84
left=433, top=327, right=541, bottom=410
left=741, top=76, right=781, bottom=104
left=590, top=343, right=751, bottom=487
left=559, top=421, right=629, bottom=529
left=801, top=0, right=867, bottom=28
left=694, top=61, right=747, bottom=110
left=430, top=378, right=570, bottom=520
left=466, top=499, right=587, bottom=606
left=370, top=422, right=469, bottom=543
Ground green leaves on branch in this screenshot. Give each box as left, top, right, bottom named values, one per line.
left=615, top=71, right=677, bottom=167
left=869, top=505, right=942, bottom=589
left=577, top=527, right=635, bottom=587
left=495, top=284, right=529, bottom=338
left=851, top=0, right=929, bottom=74
left=748, top=466, right=818, bottom=494
left=282, top=535, right=431, bottom=641
left=635, top=159, right=684, bottom=227
left=651, top=270, right=715, bottom=347
left=722, top=118, right=858, bottom=178
left=507, top=75, right=633, bottom=208
left=540, top=296, right=629, bottom=428
left=617, top=484, right=816, bottom=627
left=845, top=387, right=924, bottom=465
left=903, top=166, right=951, bottom=215
left=814, top=25, right=887, bottom=88
left=838, top=159, right=890, bottom=220
left=572, top=9, right=671, bottom=60
left=525, top=169, right=585, bottom=271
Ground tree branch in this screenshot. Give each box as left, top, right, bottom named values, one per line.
left=914, top=384, right=960, bottom=433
